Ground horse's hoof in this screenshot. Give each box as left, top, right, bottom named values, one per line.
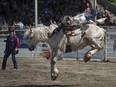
left=102, top=59, right=110, bottom=62
left=84, top=57, right=90, bottom=63
left=51, top=74, right=58, bottom=81
left=84, top=59, right=89, bottom=63
left=51, top=76, right=57, bottom=81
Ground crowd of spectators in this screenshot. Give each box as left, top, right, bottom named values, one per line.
left=0, top=0, right=115, bottom=28
left=96, top=4, right=115, bottom=26
left=0, top=0, right=34, bottom=27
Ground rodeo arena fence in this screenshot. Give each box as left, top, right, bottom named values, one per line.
left=0, top=26, right=116, bottom=62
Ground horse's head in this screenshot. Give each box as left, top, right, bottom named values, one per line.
left=23, top=24, right=58, bottom=51
left=23, top=28, right=38, bottom=51
left=62, top=16, right=77, bottom=26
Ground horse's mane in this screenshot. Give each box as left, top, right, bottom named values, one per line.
left=24, top=24, right=58, bottom=41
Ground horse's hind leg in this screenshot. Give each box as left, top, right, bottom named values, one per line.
left=91, top=38, right=103, bottom=50
left=84, top=48, right=99, bottom=62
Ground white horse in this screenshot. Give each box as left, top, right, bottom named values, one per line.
left=24, top=19, right=105, bottom=80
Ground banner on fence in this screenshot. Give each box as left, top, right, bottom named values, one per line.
left=16, top=33, right=28, bottom=48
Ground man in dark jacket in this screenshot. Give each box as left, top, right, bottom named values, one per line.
left=1, top=28, right=20, bottom=70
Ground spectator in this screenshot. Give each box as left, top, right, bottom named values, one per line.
left=0, top=0, right=113, bottom=26
left=1, top=27, right=20, bottom=70
left=104, top=10, right=111, bottom=25
left=3, top=20, right=8, bottom=30
left=15, top=21, right=24, bottom=30
left=86, top=0, right=92, bottom=8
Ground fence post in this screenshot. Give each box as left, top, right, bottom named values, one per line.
left=103, top=28, right=110, bottom=62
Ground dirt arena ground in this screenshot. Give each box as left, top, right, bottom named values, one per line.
left=0, top=57, right=116, bottom=87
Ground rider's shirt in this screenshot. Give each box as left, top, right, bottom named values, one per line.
left=84, top=12, right=94, bottom=21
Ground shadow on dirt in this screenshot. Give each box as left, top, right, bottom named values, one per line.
left=2, top=85, right=77, bottom=87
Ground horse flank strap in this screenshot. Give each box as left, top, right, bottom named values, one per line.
left=63, top=29, right=81, bottom=37
left=63, top=26, right=80, bottom=37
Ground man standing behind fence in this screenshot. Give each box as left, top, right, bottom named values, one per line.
left=1, top=27, right=20, bottom=70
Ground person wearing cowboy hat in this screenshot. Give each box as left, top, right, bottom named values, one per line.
left=1, top=27, right=20, bottom=70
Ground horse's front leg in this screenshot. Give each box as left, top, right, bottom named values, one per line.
left=50, top=37, right=65, bottom=80
left=50, top=49, right=63, bottom=80
left=51, top=56, right=59, bottom=80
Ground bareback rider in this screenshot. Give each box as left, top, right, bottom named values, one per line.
left=83, top=7, right=96, bottom=22
left=73, top=7, right=96, bottom=36
left=50, top=7, right=96, bottom=37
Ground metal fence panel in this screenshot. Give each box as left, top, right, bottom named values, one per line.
left=104, top=28, right=116, bottom=61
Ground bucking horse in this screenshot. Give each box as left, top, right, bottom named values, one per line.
left=23, top=15, right=106, bottom=80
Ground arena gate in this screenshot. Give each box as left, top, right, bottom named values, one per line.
left=102, top=26, right=116, bottom=62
